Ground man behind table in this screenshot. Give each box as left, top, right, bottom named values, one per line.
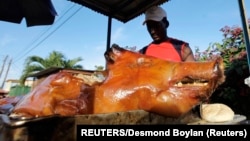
left=139, top=6, right=196, bottom=62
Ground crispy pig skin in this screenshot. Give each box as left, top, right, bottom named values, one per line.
left=12, top=72, right=86, bottom=117
left=92, top=44, right=225, bottom=117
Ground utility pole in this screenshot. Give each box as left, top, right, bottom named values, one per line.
left=0, top=55, right=8, bottom=79
left=238, top=0, right=250, bottom=72
left=1, top=58, right=12, bottom=89
left=238, top=0, right=250, bottom=87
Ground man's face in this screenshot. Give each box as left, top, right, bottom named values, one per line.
left=146, top=20, right=167, bottom=43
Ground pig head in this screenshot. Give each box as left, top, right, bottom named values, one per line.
left=93, top=44, right=225, bottom=117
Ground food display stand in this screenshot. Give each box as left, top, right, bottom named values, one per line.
left=0, top=110, right=201, bottom=141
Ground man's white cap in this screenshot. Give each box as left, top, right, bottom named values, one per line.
left=143, top=6, right=167, bottom=25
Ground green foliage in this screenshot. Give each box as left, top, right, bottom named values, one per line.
left=95, top=65, right=104, bottom=71
left=20, top=51, right=84, bottom=85
left=195, top=21, right=250, bottom=119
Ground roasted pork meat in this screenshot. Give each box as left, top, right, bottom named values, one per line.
left=93, top=44, right=225, bottom=117
left=7, top=44, right=225, bottom=118
left=12, top=72, right=88, bottom=117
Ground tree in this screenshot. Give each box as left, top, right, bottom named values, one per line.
left=94, top=65, right=104, bottom=71
left=20, top=51, right=83, bottom=85
left=195, top=18, right=250, bottom=119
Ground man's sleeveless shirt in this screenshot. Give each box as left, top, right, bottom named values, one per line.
left=139, top=38, right=188, bottom=62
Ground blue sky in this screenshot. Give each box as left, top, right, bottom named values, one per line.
left=0, top=0, right=250, bottom=88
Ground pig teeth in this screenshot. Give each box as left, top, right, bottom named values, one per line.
left=174, top=82, right=208, bottom=87
left=177, top=82, right=182, bottom=87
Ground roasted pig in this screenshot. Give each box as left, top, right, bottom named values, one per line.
left=92, top=44, right=225, bottom=117
left=8, top=44, right=225, bottom=118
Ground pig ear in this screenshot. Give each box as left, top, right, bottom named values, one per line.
left=104, top=51, right=114, bottom=64
left=111, top=43, right=120, bottom=48
left=104, top=44, right=121, bottom=64
left=112, top=47, right=122, bottom=56
left=110, top=44, right=125, bottom=56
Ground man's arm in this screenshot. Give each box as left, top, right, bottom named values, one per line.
left=182, top=45, right=196, bottom=61
left=138, top=46, right=148, bottom=54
